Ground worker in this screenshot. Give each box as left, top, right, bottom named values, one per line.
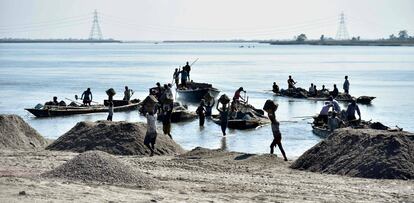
left=144, top=109, right=157, bottom=157
left=173, top=68, right=180, bottom=87
left=346, top=100, right=361, bottom=122
left=52, top=96, right=59, bottom=105
left=196, top=100, right=206, bottom=127
left=162, top=102, right=172, bottom=139
left=216, top=101, right=229, bottom=136
left=331, top=84, right=339, bottom=98
left=123, top=86, right=134, bottom=101
left=308, top=83, right=315, bottom=96
left=318, top=102, right=332, bottom=123
left=204, top=98, right=215, bottom=118
left=328, top=96, right=341, bottom=112
left=287, top=75, right=297, bottom=89
left=183, top=61, right=191, bottom=80
left=327, top=112, right=342, bottom=132
left=81, top=88, right=93, bottom=106
left=155, top=82, right=163, bottom=100
left=233, top=87, right=246, bottom=103
left=272, top=82, right=280, bottom=94
left=107, top=100, right=114, bottom=121
left=266, top=104, right=288, bottom=161
left=179, top=69, right=190, bottom=88
left=343, top=75, right=350, bottom=94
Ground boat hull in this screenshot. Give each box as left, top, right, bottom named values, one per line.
left=312, top=125, right=332, bottom=138
left=25, top=103, right=140, bottom=118
left=177, top=88, right=220, bottom=102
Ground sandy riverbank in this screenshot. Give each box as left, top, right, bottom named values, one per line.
left=1, top=148, right=413, bottom=202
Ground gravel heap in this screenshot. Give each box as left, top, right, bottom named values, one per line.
left=42, top=150, right=157, bottom=186
left=291, top=128, right=414, bottom=179
left=0, top=114, right=48, bottom=150
left=47, top=121, right=185, bottom=155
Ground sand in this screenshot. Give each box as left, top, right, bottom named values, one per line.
left=0, top=114, right=48, bottom=150
left=291, top=128, right=414, bottom=179
left=42, top=150, right=157, bottom=187
left=47, top=121, right=185, bottom=155
left=1, top=148, right=413, bottom=202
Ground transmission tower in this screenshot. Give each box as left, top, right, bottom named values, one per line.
left=335, top=12, right=350, bottom=40
left=89, top=10, right=103, bottom=40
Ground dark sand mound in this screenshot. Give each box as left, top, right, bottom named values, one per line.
left=0, top=114, right=48, bottom=150
left=42, top=150, right=157, bottom=186
left=47, top=121, right=184, bottom=155
left=291, top=128, right=414, bottom=179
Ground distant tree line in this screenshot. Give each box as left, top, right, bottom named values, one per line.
left=389, top=30, right=413, bottom=40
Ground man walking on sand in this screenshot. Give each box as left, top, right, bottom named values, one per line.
left=144, top=110, right=157, bottom=156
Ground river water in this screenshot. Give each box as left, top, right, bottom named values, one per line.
left=1, top=42, right=413, bottom=158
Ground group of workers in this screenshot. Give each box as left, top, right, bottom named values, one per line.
left=173, top=62, right=192, bottom=88
left=273, top=75, right=350, bottom=98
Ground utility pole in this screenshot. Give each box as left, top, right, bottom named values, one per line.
left=335, top=12, right=350, bottom=40
left=89, top=10, right=103, bottom=40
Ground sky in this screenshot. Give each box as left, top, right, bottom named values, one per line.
left=0, top=0, right=413, bottom=40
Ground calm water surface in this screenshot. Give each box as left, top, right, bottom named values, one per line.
left=1, top=43, right=413, bottom=158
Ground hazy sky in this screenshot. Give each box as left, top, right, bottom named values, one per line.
left=0, top=0, right=413, bottom=40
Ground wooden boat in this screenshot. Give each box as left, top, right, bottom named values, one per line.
left=278, top=88, right=375, bottom=104
left=211, top=103, right=270, bottom=130
left=176, top=82, right=220, bottom=102
left=311, top=125, right=332, bottom=138
left=211, top=116, right=268, bottom=130
left=25, top=100, right=140, bottom=118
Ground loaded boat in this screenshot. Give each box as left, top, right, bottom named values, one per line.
left=25, top=99, right=140, bottom=118
left=176, top=82, right=220, bottom=102
left=277, top=87, right=375, bottom=104
left=212, top=103, right=269, bottom=130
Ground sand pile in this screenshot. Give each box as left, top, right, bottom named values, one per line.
left=291, top=128, right=414, bottom=179
left=42, top=150, right=157, bottom=186
left=47, top=121, right=185, bottom=155
left=0, top=114, right=48, bottom=150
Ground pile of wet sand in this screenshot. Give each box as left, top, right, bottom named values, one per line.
left=47, top=121, right=185, bottom=155
left=291, top=128, right=414, bottom=179
left=42, top=150, right=157, bottom=186
left=0, top=114, right=48, bottom=150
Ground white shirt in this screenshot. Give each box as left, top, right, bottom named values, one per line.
left=146, top=114, right=157, bottom=133
left=331, top=100, right=341, bottom=112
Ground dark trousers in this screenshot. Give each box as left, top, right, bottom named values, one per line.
left=270, top=136, right=287, bottom=161
left=199, top=115, right=205, bottom=126
left=107, top=114, right=112, bottom=121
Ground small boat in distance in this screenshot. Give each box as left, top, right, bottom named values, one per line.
left=25, top=99, right=140, bottom=118
left=176, top=82, right=220, bottom=102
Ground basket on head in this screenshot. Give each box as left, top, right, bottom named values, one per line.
left=218, top=94, right=230, bottom=104
left=263, top=100, right=278, bottom=112
left=106, top=88, right=116, bottom=97
left=143, top=95, right=159, bottom=113
left=203, top=92, right=213, bottom=102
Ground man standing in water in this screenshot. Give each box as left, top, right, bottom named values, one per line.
left=264, top=100, right=288, bottom=161
left=343, top=75, right=350, bottom=94
left=216, top=99, right=229, bottom=136
left=144, top=109, right=157, bottom=157
left=81, top=88, right=93, bottom=106
left=196, top=100, right=206, bottom=127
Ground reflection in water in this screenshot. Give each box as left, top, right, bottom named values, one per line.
left=220, top=136, right=227, bottom=151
